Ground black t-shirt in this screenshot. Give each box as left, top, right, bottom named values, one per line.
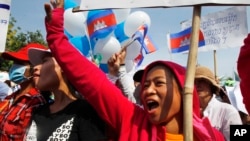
left=28, top=99, right=107, bottom=141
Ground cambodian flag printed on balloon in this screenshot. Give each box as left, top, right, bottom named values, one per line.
left=87, top=10, right=117, bottom=39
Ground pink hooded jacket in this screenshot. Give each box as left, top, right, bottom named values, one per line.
left=45, top=8, right=225, bottom=141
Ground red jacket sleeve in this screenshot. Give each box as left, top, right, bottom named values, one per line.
left=45, top=8, right=136, bottom=131
left=237, top=33, right=250, bottom=114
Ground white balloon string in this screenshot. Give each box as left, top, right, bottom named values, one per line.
left=83, top=21, right=94, bottom=59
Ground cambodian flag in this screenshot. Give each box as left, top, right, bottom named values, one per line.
left=143, top=35, right=158, bottom=54
left=131, top=24, right=157, bottom=54
left=169, top=27, right=205, bottom=53
left=134, top=49, right=144, bottom=68
left=132, top=24, right=148, bottom=44
left=87, top=9, right=116, bottom=39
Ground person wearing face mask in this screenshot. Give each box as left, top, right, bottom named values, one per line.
left=0, top=43, right=48, bottom=141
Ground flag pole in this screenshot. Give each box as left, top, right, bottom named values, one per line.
left=119, top=24, right=146, bottom=53
left=183, top=5, right=201, bottom=141
left=166, top=32, right=173, bottom=61
left=120, top=38, right=136, bottom=53
left=213, top=50, right=218, bottom=79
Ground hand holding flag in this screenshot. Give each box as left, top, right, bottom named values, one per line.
left=121, top=24, right=157, bottom=54
left=118, top=24, right=157, bottom=69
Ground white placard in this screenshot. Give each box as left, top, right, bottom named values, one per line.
left=181, top=6, right=248, bottom=51
left=225, top=82, right=248, bottom=115
left=77, top=0, right=250, bottom=11
left=0, top=0, right=11, bottom=52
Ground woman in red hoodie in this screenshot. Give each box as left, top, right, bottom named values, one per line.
left=44, top=0, right=225, bottom=140
left=237, top=33, right=250, bottom=115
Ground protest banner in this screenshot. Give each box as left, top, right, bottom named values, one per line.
left=0, top=0, right=11, bottom=52
left=75, top=0, right=250, bottom=11
left=180, top=6, right=248, bottom=52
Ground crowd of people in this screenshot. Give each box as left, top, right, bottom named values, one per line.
left=0, top=0, right=249, bottom=140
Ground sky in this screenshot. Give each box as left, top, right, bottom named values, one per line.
left=9, top=0, right=250, bottom=78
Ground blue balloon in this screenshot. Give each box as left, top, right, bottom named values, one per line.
left=89, top=36, right=98, bottom=50
left=69, top=36, right=91, bottom=56
left=114, top=22, right=129, bottom=43
left=87, top=10, right=106, bottom=18
left=99, top=63, right=109, bottom=73
left=87, top=10, right=116, bottom=39
left=64, top=30, right=73, bottom=39
left=64, top=0, right=77, bottom=9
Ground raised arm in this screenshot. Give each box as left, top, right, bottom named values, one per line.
left=107, top=50, right=136, bottom=103
left=44, top=0, right=136, bottom=130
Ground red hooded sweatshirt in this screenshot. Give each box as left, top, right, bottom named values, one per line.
left=45, top=8, right=225, bottom=141
left=237, top=33, right=250, bottom=114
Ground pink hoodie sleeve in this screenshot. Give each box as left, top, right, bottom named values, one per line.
left=45, top=8, right=136, bottom=131
left=237, top=33, right=250, bottom=114
left=193, top=114, right=225, bottom=141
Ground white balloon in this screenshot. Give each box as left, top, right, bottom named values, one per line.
left=64, top=8, right=86, bottom=36
left=124, top=11, right=151, bottom=37
left=121, top=39, right=141, bottom=60
left=94, top=36, right=121, bottom=63
left=113, top=9, right=131, bottom=24
left=125, top=59, right=135, bottom=73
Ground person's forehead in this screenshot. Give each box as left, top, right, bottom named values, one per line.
left=12, top=60, right=29, bottom=65
left=195, top=78, right=210, bottom=83
left=148, top=65, right=168, bottom=71
left=44, top=53, right=52, bottom=57
left=147, top=65, right=171, bottom=75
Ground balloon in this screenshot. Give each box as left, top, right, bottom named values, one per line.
left=89, top=37, right=98, bottom=51
left=113, top=9, right=131, bottom=24
left=69, top=35, right=91, bottom=56
left=64, top=0, right=77, bottom=9
left=121, top=39, right=141, bottom=60
left=64, top=8, right=86, bottom=36
left=87, top=10, right=117, bottom=39
left=64, top=30, right=73, bottom=39
left=114, top=22, right=129, bottom=43
left=99, top=63, right=109, bottom=73
left=125, top=59, right=135, bottom=73
left=124, top=11, right=151, bottom=37
left=94, top=36, right=121, bottom=64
